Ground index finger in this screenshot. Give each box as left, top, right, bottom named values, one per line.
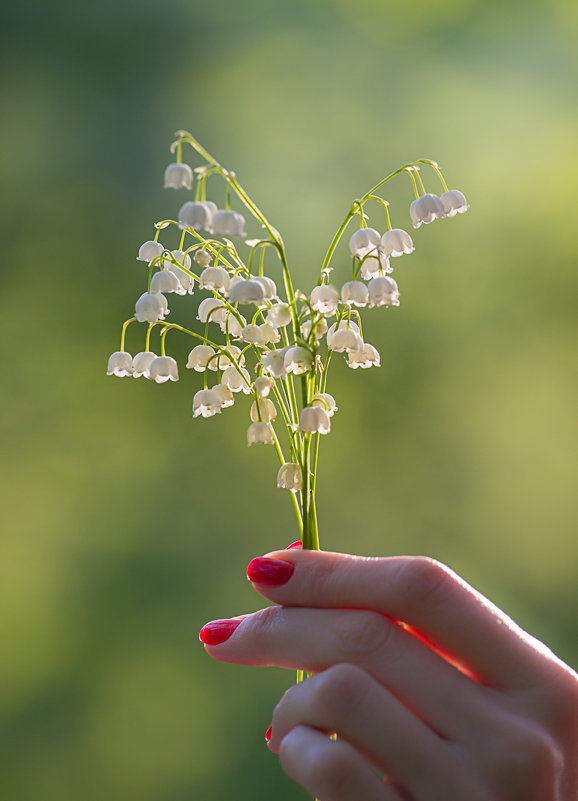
left=247, top=550, right=563, bottom=689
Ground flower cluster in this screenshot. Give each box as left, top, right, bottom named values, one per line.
left=108, top=133, right=467, bottom=547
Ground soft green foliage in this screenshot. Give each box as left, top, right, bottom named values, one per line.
left=1, top=1, right=577, bottom=799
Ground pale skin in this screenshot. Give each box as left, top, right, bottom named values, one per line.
left=200, top=550, right=578, bottom=801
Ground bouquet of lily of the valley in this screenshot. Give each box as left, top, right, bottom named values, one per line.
left=107, top=130, right=468, bottom=552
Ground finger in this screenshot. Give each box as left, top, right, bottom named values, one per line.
left=200, top=605, right=497, bottom=742
left=270, top=663, right=458, bottom=799
left=246, top=550, right=554, bottom=688
left=278, top=724, right=402, bottom=801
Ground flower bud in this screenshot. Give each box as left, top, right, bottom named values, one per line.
left=107, top=351, right=133, bottom=377
left=149, top=355, right=179, bottom=383
left=164, top=162, right=194, bottom=190
left=137, top=240, right=164, bottom=263
left=300, top=406, right=331, bottom=435
left=135, top=292, right=169, bottom=323
left=367, top=276, right=400, bottom=308
left=247, top=422, right=274, bottom=446
left=132, top=351, right=157, bottom=378
left=194, top=249, right=212, bottom=268
left=380, top=228, right=414, bottom=258
left=277, top=463, right=303, bottom=491
left=212, top=209, right=246, bottom=236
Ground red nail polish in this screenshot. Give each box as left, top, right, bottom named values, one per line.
left=285, top=540, right=302, bottom=550
left=199, top=618, right=242, bottom=645
left=265, top=724, right=272, bottom=742
left=247, top=557, right=295, bottom=586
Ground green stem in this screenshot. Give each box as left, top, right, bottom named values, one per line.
left=120, top=318, right=136, bottom=351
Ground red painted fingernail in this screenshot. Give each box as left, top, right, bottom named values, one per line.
left=247, top=557, right=295, bottom=586
left=285, top=540, right=302, bottom=550
left=199, top=618, right=242, bottom=645
left=265, top=724, right=272, bottom=743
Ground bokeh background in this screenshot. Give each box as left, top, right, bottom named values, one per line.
left=1, top=0, right=577, bottom=799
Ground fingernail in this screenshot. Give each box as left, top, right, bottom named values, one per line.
left=199, top=618, right=242, bottom=645
left=247, top=557, right=295, bottom=586
left=265, top=724, right=272, bottom=743
left=285, top=540, right=302, bottom=550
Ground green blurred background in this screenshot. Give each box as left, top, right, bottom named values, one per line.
left=1, top=0, right=576, bottom=798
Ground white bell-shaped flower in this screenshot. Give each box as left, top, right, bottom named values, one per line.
left=284, top=346, right=313, bottom=375
left=137, top=240, right=164, bottom=263
left=368, top=276, right=400, bottom=307
left=199, top=266, right=231, bottom=293
left=150, top=269, right=184, bottom=295
left=300, top=406, right=331, bottom=435
left=301, top=317, right=328, bottom=340
left=212, top=383, right=235, bottom=409
left=341, top=281, right=369, bottom=307
left=359, top=249, right=391, bottom=279
left=409, top=193, right=446, bottom=228
left=259, top=323, right=279, bottom=344
left=229, top=279, right=266, bottom=305
left=254, top=376, right=275, bottom=398
left=253, top=275, right=277, bottom=301
left=380, top=228, right=414, bottom=258
left=440, top=189, right=469, bottom=217
left=212, top=345, right=244, bottom=370
left=250, top=398, right=277, bottom=422
left=135, top=292, right=169, bottom=323
left=186, top=345, right=216, bottom=371
left=326, top=320, right=363, bottom=352
left=277, top=463, right=303, bottom=491
left=312, top=393, right=338, bottom=417
left=194, top=249, right=212, bottom=268
left=107, top=351, right=133, bottom=377
left=347, top=343, right=381, bottom=369
left=178, top=201, right=217, bottom=232
left=247, top=422, right=274, bottom=446
left=167, top=250, right=194, bottom=294
left=132, top=351, right=157, bottom=378
left=192, top=388, right=222, bottom=418
left=266, top=303, right=292, bottom=327
left=222, top=365, right=252, bottom=393
left=260, top=348, right=288, bottom=379
left=239, top=324, right=266, bottom=346
left=310, top=285, right=340, bottom=316
left=212, top=209, right=246, bottom=236
left=164, top=162, right=194, bottom=190
left=197, top=298, right=228, bottom=324
left=220, top=312, right=246, bottom=338
left=148, top=355, right=179, bottom=383
left=349, top=228, right=381, bottom=258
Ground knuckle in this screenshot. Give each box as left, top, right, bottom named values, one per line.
left=335, top=610, right=394, bottom=662
left=306, top=742, right=358, bottom=796
left=483, top=716, right=562, bottom=787
left=397, top=556, right=455, bottom=611
left=245, top=604, right=279, bottom=642
left=312, top=664, right=370, bottom=719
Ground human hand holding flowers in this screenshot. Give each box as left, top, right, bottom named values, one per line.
left=200, top=549, right=578, bottom=801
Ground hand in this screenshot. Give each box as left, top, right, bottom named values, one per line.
left=199, top=550, right=578, bottom=800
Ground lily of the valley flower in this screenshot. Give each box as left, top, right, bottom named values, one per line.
left=137, top=240, right=164, bottom=263
left=149, top=355, right=179, bottom=383
left=300, top=405, right=331, bottom=435
left=210, top=345, right=244, bottom=370
left=197, top=298, right=228, bottom=324
left=164, top=162, right=194, bottom=190
left=135, top=291, right=169, bottom=323
left=301, top=317, right=328, bottom=340
left=310, top=285, right=340, bottom=316
left=326, top=320, right=363, bottom=352
left=178, top=201, right=217, bottom=231
left=254, top=275, right=277, bottom=301
left=167, top=250, right=195, bottom=294
left=239, top=324, right=267, bottom=346
left=229, top=279, right=266, bottom=305
left=441, top=189, right=469, bottom=217
left=284, top=346, right=313, bottom=375
left=107, top=351, right=133, bottom=377
left=220, top=313, right=246, bottom=338
left=380, top=228, right=414, bottom=258
left=250, top=398, right=277, bottom=422
left=199, top=266, right=231, bottom=293
left=409, top=193, right=446, bottom=228
left=247, top=422, right=274, bottom=445
left=212, top=383, right=235, bottom=409
left=367, top=276, right=400, bottom=307
left=312, top=393, right=338, bottom=416
left=193, top=388, right=222, bottom=417
left=132, top=351, right=158, bottom=378
left=150, top=269, right=184, bottom=295
left=260, top=348, right=288, bottom=379
left=212, top=209, right=246, bottom=236
left=222, top=365, right=252, bottom=393
left=349, top=228, right=381, bottom=259
left=277, top=463, right=303, bottom=491
left=347, top=343, right=381, bottom=369
left=341, top=281, right=369, bottom=307
left=186, top=345, right=217, bottom=371
left=254, top=376, right=275, bottom=398
left=266, top=303, right=292, bottom=327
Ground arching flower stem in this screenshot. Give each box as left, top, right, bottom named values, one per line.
left=416, top=159, right=449, bottom=192
left=120, top=317, right=136, bottom=351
